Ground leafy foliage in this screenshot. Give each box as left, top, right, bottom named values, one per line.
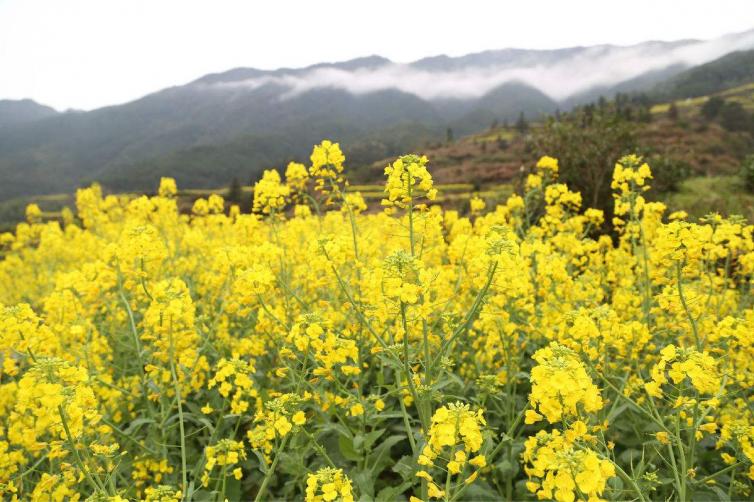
left=741, top=154, right=754, bottom=192
left=530, top=107, right=637, bottom=222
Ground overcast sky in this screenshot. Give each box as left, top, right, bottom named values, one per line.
left=1, top=0, right=754, bottom=111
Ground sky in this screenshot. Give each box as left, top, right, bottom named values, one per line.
left=1, top=0, right=754, bottom=111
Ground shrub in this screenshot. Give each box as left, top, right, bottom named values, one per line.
left=741, top=154, right=754, bottom=192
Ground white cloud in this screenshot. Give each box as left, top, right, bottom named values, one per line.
left=203, top=31, right=754, bottom=102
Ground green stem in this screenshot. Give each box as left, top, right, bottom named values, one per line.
left=696, top=461, right=743, bottom=485
left=168, top=324, right=188, bottom=497
left=397, top=386, right=418, bottom=456
left=437, top=261, right=498, bottom=366
left=58, top=405, right=105, bottom=494
left=675, top=414, right=688, bottom=501
left=401, top=303, right=427, bottom=432
left=676, top=260, right=700, bottom=349
left=612, top=459, right=648, bottom=502
left=254, top=434, right=290, bottom=502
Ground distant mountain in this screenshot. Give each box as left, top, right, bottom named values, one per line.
left=2, top=28, right=754, bottom=201
left=0, top=99, right=58, bottom=128
left=654, top=49, right=754, bottom=99
left=447, top=82, right=559, bottom=134
left=562, top=64, right=690, bottom=108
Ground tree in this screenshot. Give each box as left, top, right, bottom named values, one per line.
left=446, top=127, right=454, bottom=144
left=226, top=177, right=242, bottom=205
left=239, top=177, right=256, bottom=213
left=530, top=108, right=637, bottom=225
left=581, top=104, right=595, bottom=127
left=645, top=155, right=691, bottom=193
left=516, top=112, right=528, bottom=134
left=667, top=102, right=679, bottom=121
left=497, top=135, right=509, bottom=150
left=740, top=154, right=754, bottom=192
left=638, top=106, right=653, bottom=123
left=701, top=96, right=725, bottom=120
left=720, top=102, right=751, bottom=132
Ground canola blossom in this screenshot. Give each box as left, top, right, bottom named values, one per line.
left=0, top=141, right=753, bottom=501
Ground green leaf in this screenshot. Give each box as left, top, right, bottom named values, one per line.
left=607, top=403, right=629, bottom=422
left=368, top=435, right=405, bottom=476
left=706, top=486, right=731, bottom=502
left=391, top=455, right=416, bottom=481
left=320, top=421, right=353, bottom=439
left=352, top=469, right=375, bottom=498
left=607, top=474, right=624, bottom=491
left=189, top=488, right=215, bottom=501
left=362, top=428, right=387, bottom=450
left=375, top=480, right=414, bottom=501
left=353, top=433, right=364, bottom=452
left=123, top=417, right=155, bottom=435
left=338, top=434, right=362, bottom=462
left=496, top=458, right=518, bottom=477
left=224, top=476, right=242, bottom=502
left=251, top=449, right=269, bottom=474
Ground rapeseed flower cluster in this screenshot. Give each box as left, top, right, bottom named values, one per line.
left=645, top=344, right=721, bottom=398
left=416, top=403, right=488, bottom=499
left=253, top=169, right=290, bottom=214
left=527, top=343, right=603, bottom=424
left=201, top=439, right=246, bottom=487
left=305, top=467, right=354, bottom=502
left=523, top=426, right=615, bottom=502
left=382, top=154, right=437, bottom=210
left=0, top=142, right=752, bottom=501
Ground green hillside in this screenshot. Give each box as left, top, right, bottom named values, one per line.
left=656, top=49, right=754, bottom=99
left=4, top=48, right=754, bottom=230
left=5, top=83, right=754, bottom=231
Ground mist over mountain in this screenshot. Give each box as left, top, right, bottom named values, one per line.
left=1, top=28, right=754, bottom=201
left=194, top=29, right=754, bottom=101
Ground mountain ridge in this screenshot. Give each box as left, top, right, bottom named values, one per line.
left=1, top=28, right=754, bottom=202
left=0, top=99, right=59, bottom=128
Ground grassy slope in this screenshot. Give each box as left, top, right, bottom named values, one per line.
left=662, top=175, right=754, bottom=221
left=352, top=82, right=753, bottom=185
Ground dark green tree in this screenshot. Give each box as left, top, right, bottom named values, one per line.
left=530, top=108, right=637, bottom=224
left=740, top=154, right=754, bottom=192
left=227, top=177, right=242, bottom=205
left=644, top=155, right=691, bottom=193
left=720, top=102, right=751, bottom=132
left=638, top=106, right=653, bottom=123
left=515, top=112, right=528, bottom=134
left=701, top=96, right=725, bottom=120
left=581, top=104, right=595, bottom=127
